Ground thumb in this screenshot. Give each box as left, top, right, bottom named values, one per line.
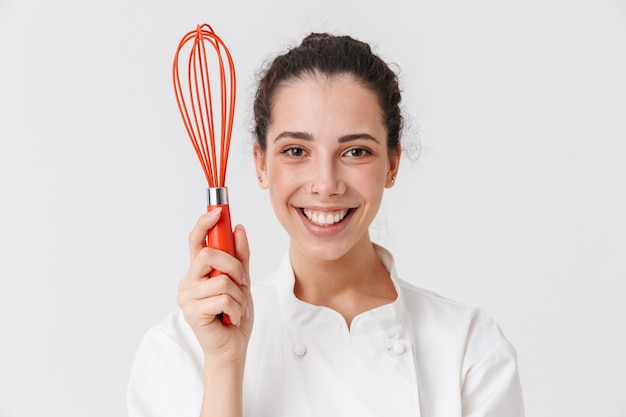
left=189, top=208, right=223, bottom=262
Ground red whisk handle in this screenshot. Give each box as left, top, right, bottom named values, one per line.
left=207, top=187, right=235, bottom=257
left=206, top=187, right=235, bottom=325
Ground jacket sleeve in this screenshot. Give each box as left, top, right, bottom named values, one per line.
left=461, top=320, right=525, bottom=417
left=127, top=325, right=204, bottom=417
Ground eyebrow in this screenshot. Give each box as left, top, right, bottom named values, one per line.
left=273, top=131, right=380, bottom=144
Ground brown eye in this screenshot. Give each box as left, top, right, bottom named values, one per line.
left=282, top=147, right=307, bottom=157
left=343, top=147, right=372, bottom=158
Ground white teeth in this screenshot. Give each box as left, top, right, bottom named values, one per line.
left=303, top=209, right=349, bottom=226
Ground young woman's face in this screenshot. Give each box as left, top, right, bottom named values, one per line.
left=254, top=74, right=400, bottom=262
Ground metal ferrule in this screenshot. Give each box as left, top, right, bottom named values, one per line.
left=207, top=187, right=229, bottom=206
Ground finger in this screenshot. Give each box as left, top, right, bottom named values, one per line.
left=180, top=298, right=220, bottom=329
left=178, top=274, right=247, bottom=318
left=233, top=224, right=250, bottom=285
left=181, top=291, right=247, bottom=329
left=189, top=208, right=223, bottom=262
left=184, top=247, right=248, bottom=288
left=178, top=247, right=216, bottom=291
left=180, top=273, right=246, bottom=307
left=184, top=247, right=223, bottom=285
left=232, top=225, right=253, bottom=327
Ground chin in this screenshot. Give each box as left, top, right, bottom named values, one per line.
left=290, top=236, right=362, bottom=264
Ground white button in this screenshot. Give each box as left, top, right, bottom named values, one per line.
left=391, top=342, right=406, bottom=355
left=385, top=341, right=406, bottom=356
left=293, top=344, right=307, bottom=359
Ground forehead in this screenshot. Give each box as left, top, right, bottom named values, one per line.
left=269, top=73, right=385, bottom=129
left=273, top=72, right=374, bottom=102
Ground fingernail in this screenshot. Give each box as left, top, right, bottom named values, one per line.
left=244, top=307, right=250, bottom=319
left=241, top=272, right=250, bottom=286
left=206, top=207, right=222, bottom=218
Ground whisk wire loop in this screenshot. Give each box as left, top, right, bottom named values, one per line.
left=173, top=24, right=236, bottom=188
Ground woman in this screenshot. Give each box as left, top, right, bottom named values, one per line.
left=128, top=33, right=525, bottom=417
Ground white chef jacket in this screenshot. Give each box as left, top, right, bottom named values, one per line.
left=128, top=245, right=524, bottom=417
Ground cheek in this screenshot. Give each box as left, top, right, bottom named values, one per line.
left=267, top=162, right=291, bottom=187
left=352, top=164, right=388, bottom=193
left=267, top=164, right=300, bottom=204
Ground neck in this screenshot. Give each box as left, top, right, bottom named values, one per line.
left=289, top=235, right=396, bottom=325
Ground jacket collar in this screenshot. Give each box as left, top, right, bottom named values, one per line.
left=274, top=244, right=409, bottom=338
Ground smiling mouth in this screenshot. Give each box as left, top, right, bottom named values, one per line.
left=302, top=208, right=352, bottom=226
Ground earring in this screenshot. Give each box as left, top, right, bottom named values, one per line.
left=391, top=176, right=396, bottom=182
left=310, top=183, right=316, bottom=193
left=258, top=176, right=262, bottom=182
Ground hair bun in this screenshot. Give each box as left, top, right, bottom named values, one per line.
left=301, top=33, right=332, bottom=44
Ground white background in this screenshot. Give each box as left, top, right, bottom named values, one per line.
left=1, top=0, right=625, bottom=416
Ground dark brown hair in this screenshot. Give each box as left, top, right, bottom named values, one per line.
left=253, top=33, right=403, bottom=154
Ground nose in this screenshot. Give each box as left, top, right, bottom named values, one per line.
left=309, top=156, right=346, bottom=197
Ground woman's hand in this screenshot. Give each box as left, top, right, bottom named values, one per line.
left=177, top=209, right=253, bottom=365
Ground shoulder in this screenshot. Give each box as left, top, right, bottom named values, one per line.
left=398, top=278, right=489, bottom=320
left=399, top=277, right=509, bottom=335
left=397, top=279, right=515, bottom=363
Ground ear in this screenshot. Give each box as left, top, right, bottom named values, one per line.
left=253, top=143, right=269, bottom=189
left=385, top=144, right=401, bottom=188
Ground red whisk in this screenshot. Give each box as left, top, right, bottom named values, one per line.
left=173, top=24, right=237, bottom=324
